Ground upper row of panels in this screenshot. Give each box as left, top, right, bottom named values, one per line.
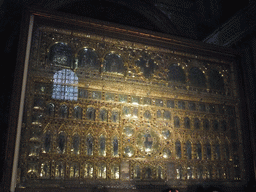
left=47, top=42, right=226, bottom=90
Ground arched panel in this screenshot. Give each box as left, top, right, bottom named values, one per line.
left=48, top=42, right=73, bottom=67
left=57, top=132, right=66, bottom=154
left=167, top=64, right=186, bottom=83
left=86, top=107, right=95, bottom=121
left=189, top=67, right=206, bottom=87
left=86, top=134, right=94, bottom=156
left=77, top=48, right=100, bottom=69
left=209, top=69, right=225, bottom=90
left=186, top=141, right=192, bottom=159
left=74, top=106, right=82, bottom=119
left=135, top=53, right=156, bottom=79
left=59, top=104, right=69, bottom=118
left=103, top=53, right=124, bottom=74
left=175, top=140, right=181, bottom=159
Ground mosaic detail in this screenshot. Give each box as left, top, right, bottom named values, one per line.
left=16, top=24, right=243, bottom=189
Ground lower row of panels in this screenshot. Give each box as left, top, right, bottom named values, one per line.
left=24, top=161, right=241, bottom=182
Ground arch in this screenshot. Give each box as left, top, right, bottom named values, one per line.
left=99, top=134, right=106, bottom=156
left=111, top=109, right=120, bottom=123
left=43, top=131, right=51, bottom=153
left=97, top=163, right=107, bottom=179
left=187, top=166, right=193, bottom=179
left=48, top=42, right=73, bottom=67
left=59, top=104, right=69, bottom=118
left=144, top=167, right=152, bottom=179
left=215, top=142, right=221, bottom=160
left=167, top=64, right=186, bottom=83
left=224, top=140, right=230, bottom=161
left=208, top=69, right=224, bottom=90
left=176, top=165, right=182, bottom=179
left=86, top=106, right=96, bottom=120
left=57, top=131, right=66, bottom=154
left=135, top=53, right=156, bottom=79
left=103, top=52, right=124, bottom=74
left=55, top=161, right=65, bottom=179
left=45, top=103, right=55, bottom=117
left=163, top=110, right=171, bottom=120
left=84, top=162, right=93, bottom=178
left=112, top=136, right=119, bottom=157
left=123, top=106, right=131, bottom=117
left=174, top=116, right=180, bottom=128
left=133, top=164, right=141, bottom=179
left=206, top=142, right=211, bottom=160
left=86, top=134, right=94, bottom=156
left=184, top=117, right=190, bottom=129
left=186, top=140, right=192, bottom=159
left=196, top=142, right=202, bottom=160
left=111, top=164, right=120, bottom=179
left=52, top=69, right=78, bottom=101
left=132, top=107, right=138, bottom=118
left=156, top=166, right=164, bottom=180
left=206, top=165, right=212, bottom=179
left=203, top=119, right=210, bottom=130
left=194, top=118, right=200, bottom=129
left=188, top=67, right=206, bottom=87
left=144, top=110, right=151, bottom=119
left=70, top=162, right=80, bottom=178
left=72, top=133, right=80, bottom=155
left=99, top=108, right=108, bottom=122
left=40, top=162, right=50, bottom=179
left=175, top=140, right=181, bottom=159
left=197, top=165, right=203, bottom=179
left=76, top=48, right=100, bottom=69
left=74, top=106, right=82, bottom=119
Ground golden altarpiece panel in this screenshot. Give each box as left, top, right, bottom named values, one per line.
left=11, top=9, right=244, bottom=192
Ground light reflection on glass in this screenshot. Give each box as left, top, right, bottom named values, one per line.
left=97, top=164, right=107, bottom=179
left=70, top=162, right=79, bottom=178
left=113, top=136, right=119, bottom=156
left=124, top=146, right=134, bottom=157
left=111, top=164, right=119, bottom=179
left=40, top=162, right=50, bottom=178
left=99, top=135, right=106, bottom=156
left=84, top=162, right=93, bottom=178
left=133, top=165, right=141, bottom=179
left=55, top=162, right=65, bottom=179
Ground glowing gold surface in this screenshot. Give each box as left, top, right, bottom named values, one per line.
left=16, top=24, right=243, bottom=189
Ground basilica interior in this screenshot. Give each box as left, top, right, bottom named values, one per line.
left=1, top=1, right=256, bottom=192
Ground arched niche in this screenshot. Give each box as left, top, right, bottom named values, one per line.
left=167, top=64, right=186, bottom=83
left=188, top=67, right=206, bottom=87
left=76, top=48, right=100, bottom=70
left=48, top=42, right=73, bottom=67
left=103, top=52, right=125, bottom=74
left=208, top=69, right=225, bottom=90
